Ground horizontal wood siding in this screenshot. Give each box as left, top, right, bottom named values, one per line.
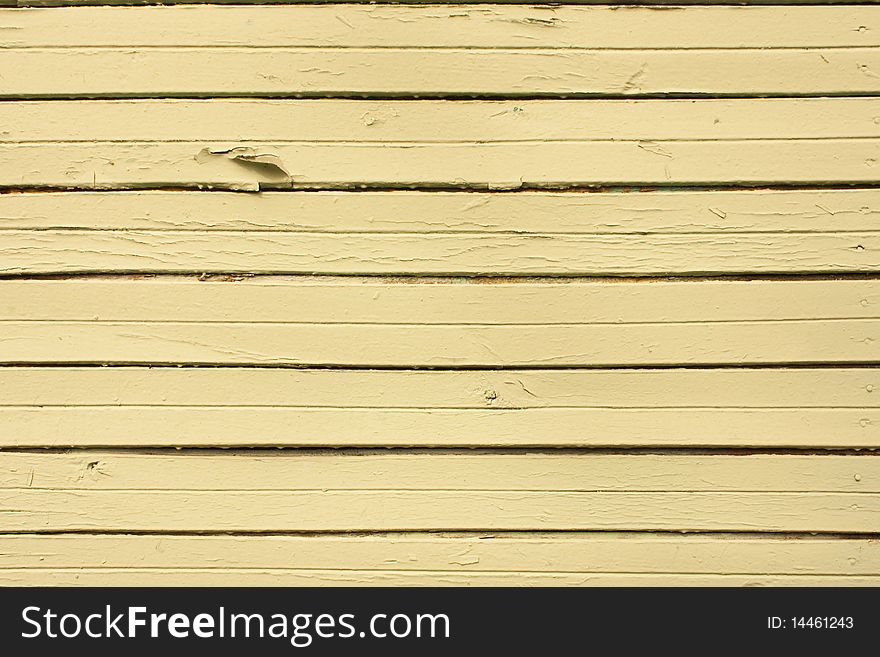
left=2, top=3, right=878, bottom=587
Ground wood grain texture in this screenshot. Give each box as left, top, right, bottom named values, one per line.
left=1, top=452, right=877, bottom=532
left=1, top=534, right=877, bottom=587
left=3, top=190, right=880, bottom=274
left=3, top=48, right=879, bottom=98
left=5, top=6, right=880, bottom=48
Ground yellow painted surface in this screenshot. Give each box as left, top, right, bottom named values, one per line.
left=2, top=451, right=877, bottom=532
left=4, top=451, right=877, bottom=492
left=5, top=49, right=880, bottom=98
left=7, top=140, right=880, bottom=188
left=1, top=3, right=878, bottom=586
left=2, top=367, right=875, bottom=408
left=7, top=6, right=880, bottom=48
left=2, top=533, right=880, bottom=586
left=4, top=406, right=880, bottom=448
left=2, top=278, right=877, bottom=322
left=4, top=6, right=880, bottom=96
left=3, top=533, right=879, bottom=574
left=8, top=99, right=880, bottom=142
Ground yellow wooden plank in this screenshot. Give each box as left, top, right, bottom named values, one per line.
left=2, top=189, right=879, bottom=233
left=1, top=534, right=876, bottom=575
left=2, top=488, right=875, bottom=532
left=0, top=234, right=866, bottom=277
left=0, top=278, right=874, bottom=323
left=1, top=367, right=874, bottom=409
left=0, top=320, right=876, bottom=367
left=4, top=140, right=880, bottom=188
left=2, top=406, right=877, bottom=448
left=4, top=189, right=880, bottom=274
left=5, top=6, right=878, bottom=49
left=2, top=230, right=877, bottom=275
left=7, top=99, right=878, bottom=142
left=3, top=451, right=874, bottom=492
left=3, top=48, right=878, bottom=97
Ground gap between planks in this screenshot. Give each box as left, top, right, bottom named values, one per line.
left=0, top=447, right=876, bottom=456
left=2, top=273, right=880, bottom=283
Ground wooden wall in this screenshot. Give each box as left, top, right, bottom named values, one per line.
left=1, top=3, right=878, bottom=586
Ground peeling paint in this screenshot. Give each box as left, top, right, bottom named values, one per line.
left=195, top=146, right=295, bottom=182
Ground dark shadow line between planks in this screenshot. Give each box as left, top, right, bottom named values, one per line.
left=5, top=272, right=880, bottom=283
left=3, top=361, right=880, bottom=371
left=13, top=46, right=880, bottom=52
left=5, top=181, right=880, bottom=194
left=1, top=446, right=877, bottom=456
left=5, top=318, right=880, bottom=325
left=4, top=528, right=879, bottom=538
left=3, top=272, right=880, bottom=283
left=5, top=91, right=880, bottom=101
left=5, top=271, right=880, bottom=279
